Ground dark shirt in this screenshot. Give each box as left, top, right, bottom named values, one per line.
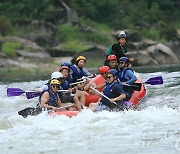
left=111, top=43, right=127, bottom=60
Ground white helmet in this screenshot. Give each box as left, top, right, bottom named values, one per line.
left=51, top=72, right=64, bottom=79
left=117, top=31, right=127, bottom=39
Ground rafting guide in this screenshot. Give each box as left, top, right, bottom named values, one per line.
left=104, top=31, right=134, bottom=67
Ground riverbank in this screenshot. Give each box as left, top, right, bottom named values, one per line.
left=0, top=57, right=72, bottom=83
left=1, top=59, right=180, bottom=83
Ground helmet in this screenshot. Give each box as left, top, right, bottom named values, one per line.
left=117, top=31, right=127, bottom=39
left=61, top=62, right=71, bottom=68
left=59, top=66, right=70, bottom=72
left=76, top=56, right=86, bottom=62
left=119, top=57, right=130, bottom=64
left=51, top=72, right=63, bottom=79
left=99, top=66, right=110, bottom=74
left=108, top=69, right=118, bottom=76
left=50, top=79, right=60, bottom=85
left=107, top=55, right=117, bottom=61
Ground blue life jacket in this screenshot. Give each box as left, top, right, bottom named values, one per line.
left=118, top=68, right=134, bottom=82
left=71, top=64, right=85, bottom=79
left=61, top=74, right=73, bottom=90
left=67, top=74, right=73, bottom=83
left=101, top=82, right=117, bottom=106
left=46, top=90, right=59, bottom=107
left=61, top=80, right=70, bottom=90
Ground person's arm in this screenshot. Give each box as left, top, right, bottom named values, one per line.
left=110, top=84, right=126, bottom=103
left=40, top=92, right=57, bottom=110
left=35, top=85, right=48, bottom=93
left=77, top=79, right=90, bottom=90
left=57, top=97, right=62, bottom=107
left=110, top=93, right=126, bottom=103
left=125, top=70, right=137, bottom=85
left=83, top=68, right=92, bottom=76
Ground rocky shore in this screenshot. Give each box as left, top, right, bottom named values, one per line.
left=0, top=24, right=180, bottom=82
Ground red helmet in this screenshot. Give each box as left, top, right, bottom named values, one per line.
left=107, top=55, right=117, bottom=61
left=99, top=66, right=110, bottom=74
left=59, top=66, right=70, bottom=72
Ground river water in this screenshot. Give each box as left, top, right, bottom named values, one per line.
left=0, top=65, right=180, bottom=154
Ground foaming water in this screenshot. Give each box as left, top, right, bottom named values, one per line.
left=0, top=71, right=180, bottom=154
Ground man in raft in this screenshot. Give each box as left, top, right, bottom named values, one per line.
left=40, top=79, right=68, bottom=111
left=118, top=57, right=137, bottom=99
left=59, top=65, right=89, bottom=110
left=89, top=69, right=127, bottom=112
left=106, top=55, right=119, bottom=71
left=104, top=31, right=134, bottom=67
left=36, top=71, right=86, bottom=111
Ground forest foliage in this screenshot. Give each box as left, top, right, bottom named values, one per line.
left=0, top=0, right=179, bottom=42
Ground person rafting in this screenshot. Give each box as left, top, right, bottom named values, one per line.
left=118, top=57, right=137, bottom=99
left=59, top=65, right=88, bottom=110
left=40, top=79, right=67, bottom=111
left=37, top=75, right=76, bottom=111
left=18, top=79, right=67, bottom=118
left=70, top=56, right=94, bottom=91
left=71, top=56, right=92, bottom=81
left=104, top=31, right=134, bottom=67
left=93, top=66, right=110, bottom=90
left=106, top=55, right=119, bottom=70
left=89, top=69, right=127, bottom=112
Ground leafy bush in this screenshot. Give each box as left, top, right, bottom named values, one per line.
left=0, top=16, right=12, bottom=36
left=62, top=40, right=87, bottom=52
left=2, top=42, right=23, bottom=57
left=56, top=23, right=114, bottom=51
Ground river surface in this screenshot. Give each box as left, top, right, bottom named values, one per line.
left=0, top=65, right=180, bottom=154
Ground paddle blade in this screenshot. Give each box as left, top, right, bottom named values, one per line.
left=7, top=88, right=25, bottom=97
left=26, top=92, right=40, bottom=99
left=145, top=76, right=163, bottom=85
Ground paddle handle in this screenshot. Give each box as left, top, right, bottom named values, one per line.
left=70, top=80, right=86, bottom=86
left=77, top=75, right=95, bottom=81
left=90, top=87, right=116, bottom=105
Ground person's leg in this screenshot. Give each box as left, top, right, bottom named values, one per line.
left=88, top=103, right=98, bottom=112
left=73, top=96, right=82, bottom=111
left=74, top=90, right=88, bottom=107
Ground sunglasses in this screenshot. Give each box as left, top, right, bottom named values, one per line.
left=51, top=84, right=60, bottom=88
left=57, top=77, right=64, bottom=81
left=106, top=76, right=113, bottom=79
left=119, top=61, right=125, bottom=64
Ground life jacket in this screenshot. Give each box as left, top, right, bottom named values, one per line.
left=61, top=74, right=73, bottom=90
left=61, top=79, right=70, bottom=90
left=118, top=68, right=134, bottom=82
left=67, top=74, right=73, bottom=83
left=101, top=82, right=118, bottom=106
left=46, top=90, right=59, bottom=107
left=70, top=64, right=85, bottom=80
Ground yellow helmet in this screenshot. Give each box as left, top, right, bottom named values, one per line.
left=76, top=56, right=86, bottom=62
left=50, top=79, right=60, bottom=85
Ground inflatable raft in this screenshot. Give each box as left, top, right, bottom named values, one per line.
left=51, top=74, right=146, bottom=117
left=48, top=111, right=79, bottom=118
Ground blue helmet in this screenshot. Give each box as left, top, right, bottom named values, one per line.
left=108, top=69, right=118, bottom=76
left=61, top=62, right=71, bottom=68
left=119, top=57, right=130, bottom=64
